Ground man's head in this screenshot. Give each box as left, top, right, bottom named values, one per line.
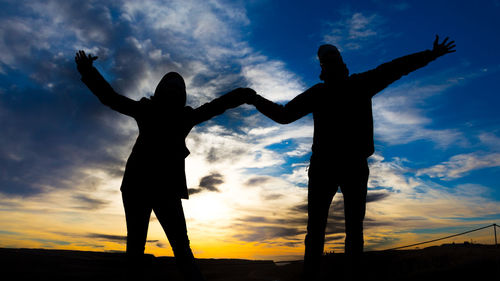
left=317, top=44, right=349, bottom=82
left=153, top=72, right=186, bottom=107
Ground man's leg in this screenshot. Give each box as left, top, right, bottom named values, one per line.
left=303, top=161, right=337, bottom=281
left=153, top=198, right=205, bottom=281
left=122, top=192, right=152, bottom=279
left=339, top=158, right=368, bottom=274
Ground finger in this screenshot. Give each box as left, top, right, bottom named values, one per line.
left=446, top=43, right=456, bottom=51
left=434, top=34, right=439, bottom=45
left=445, top=40, right=455, bottom=47
left=441, top=37, right=449, bottom=45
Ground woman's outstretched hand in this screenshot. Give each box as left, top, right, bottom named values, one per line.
left=75, top=50, right=98, bottom=74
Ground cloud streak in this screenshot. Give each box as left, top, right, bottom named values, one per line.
left=188, top=172, right=224, bottom=195
left=323, top=11, right=388, bottom=51
left=417, top=152, right=500, bottom=180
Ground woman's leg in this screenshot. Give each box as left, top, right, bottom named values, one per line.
left=153, top=198, right=205, bottom=281
left=122, top=191, right=152, bottom=278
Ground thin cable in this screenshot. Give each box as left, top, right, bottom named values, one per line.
left=384, top=224, right=495, bottom=251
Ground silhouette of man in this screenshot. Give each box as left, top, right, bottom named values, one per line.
left=247, top=36, right=455, bottom=280
left=75, top=50, right=254, bottom=281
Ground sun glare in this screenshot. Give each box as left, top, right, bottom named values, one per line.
left=183, top=192, right=232, bottom=223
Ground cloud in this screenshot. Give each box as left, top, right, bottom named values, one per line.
left=245, top=176, right=273, bottom=187
left=188, top=172, right=224, bottom=195
left=371, top=64, right=500, bottom=149
left=0, top=0, right=306, bottom=200
left=72, top=194, right=111, bottom=210
left=323, top=11, right=387, bottom=51
left=478, top=132, right=500, bottom=151
left=366, top=191, right=391, bottom=203
left=240, top=56, right=306, bottom=102
left=155, top=242, right=167, bottom=248
left=262, top=193, right=284, bottom=200
left=372, top=76, right=468, bottom=148
left=87, top=233, right=158, bottom=244
left=233, top=225, right=305, bottom=242
left=87, top=233, right=127, bottom=243
left=232, top=210, right=308, bottom=243
left=417, top=152, right=500, bottom=180
left=365, top=153, right=500, bottom=231
left=199, top=172, right=224, bottom=191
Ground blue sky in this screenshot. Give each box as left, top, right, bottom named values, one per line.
left=0, top=0, right=499, bottom=260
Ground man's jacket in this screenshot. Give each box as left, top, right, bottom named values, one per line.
left=253, top=50, right=438, bottom=160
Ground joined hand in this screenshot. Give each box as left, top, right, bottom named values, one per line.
left=227, top=87, right=257, bottom=105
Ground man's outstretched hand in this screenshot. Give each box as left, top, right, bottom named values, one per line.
left=75, top=50, right=98, bottom=74
left=432, top=35, right=456, bottom=58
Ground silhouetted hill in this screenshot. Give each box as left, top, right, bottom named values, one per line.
left=1, top=243, right=499, bottom=281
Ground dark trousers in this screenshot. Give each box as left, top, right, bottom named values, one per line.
left=303, top=156, right=369, bottom=279
left=122, top=191, right=205, bottom=281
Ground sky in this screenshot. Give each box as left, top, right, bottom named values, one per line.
left=0, top=0, right=499, bottom=261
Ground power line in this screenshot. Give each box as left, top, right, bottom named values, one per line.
left=384, top=223, right=498, bottom=251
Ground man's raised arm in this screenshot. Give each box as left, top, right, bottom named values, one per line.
left=75, top=50, right=138, bottom=117
left=357, top=35, right=456, bottom=97
left=248, top=86, right=317, bottom=124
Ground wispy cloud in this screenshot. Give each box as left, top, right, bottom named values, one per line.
left=72, top=194, right=111, bottom=210
left=417, top=152, right=500, bottom=180
left=240, top=56, right=306, bottom=102
left=366, top=153, right=500, bottom=223
left=478, top=132, right=500, bottom=151
left=188, top=172, right=224, bottom=195
left=323, top=11, right=388, bottom=51
left=371, top=68, right=494, bottom=148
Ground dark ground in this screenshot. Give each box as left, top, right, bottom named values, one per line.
left=1, top=243, right=499, bottom=281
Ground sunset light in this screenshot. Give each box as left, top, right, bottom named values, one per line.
left=1, top=0, right=500, bottom=267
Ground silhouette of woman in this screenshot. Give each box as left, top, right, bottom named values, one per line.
left=75, top=50, right=254, bottom=281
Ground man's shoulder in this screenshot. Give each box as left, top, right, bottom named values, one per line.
left=304, top=83, right=325, bottom=94
left=348, top=72, right=365, bottom=81
left=139, top=97, right=152, bottom=104
left=310, top=83, right=325, bottom=90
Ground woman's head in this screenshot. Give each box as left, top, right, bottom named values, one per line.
left=317, top=44, right=349, bottom=82
left=152, top=72, right=186, bottom=107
